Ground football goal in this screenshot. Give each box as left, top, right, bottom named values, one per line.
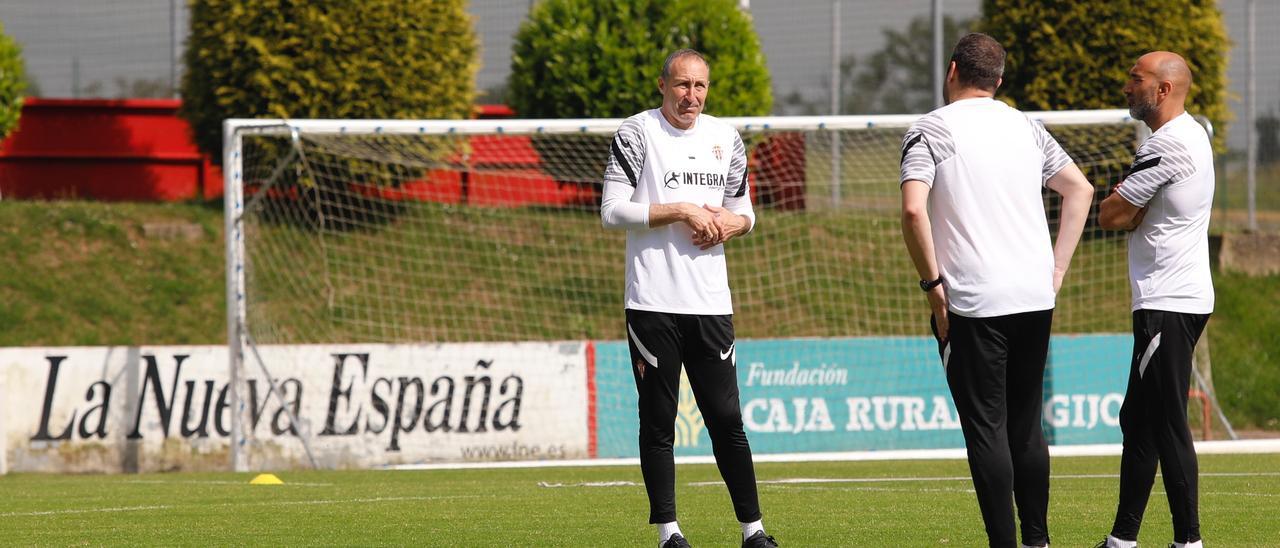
left=222, top=111, right=1232, bottom=470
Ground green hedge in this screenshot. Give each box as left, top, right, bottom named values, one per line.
left=981, top=0, right=1229, bottom=150
left=508, top=0, right=772, bottom=119
left=0, top=20, right=26, bottom=142
left=180, top=0, right=478, bottom=161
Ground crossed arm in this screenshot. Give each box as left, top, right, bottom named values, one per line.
left=1098, top=185, right=1147, bottom=231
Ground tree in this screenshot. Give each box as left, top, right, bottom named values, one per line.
left=982, top=0, right=1229, bottom=150
left=180, top=0, right=478, bottom=162
left=1258, top=112, right=1279, bottom=165
left=507, top=0, right=772, bottom=203
left=780, top=15, right=973, bottom=116
left=850, top=15, right=974, bottom=115
left=0, top=20, right=27, bottom=143
left=508, top=0, right=771, bottom=119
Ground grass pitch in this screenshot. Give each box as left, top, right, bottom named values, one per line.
left=2, top=453, right=1277, bottom=546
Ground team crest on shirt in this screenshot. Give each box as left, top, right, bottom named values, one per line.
left=712, top=144, right=723, bottom=161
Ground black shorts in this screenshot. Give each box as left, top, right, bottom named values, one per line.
left=625, top=309, right=736, bottom=373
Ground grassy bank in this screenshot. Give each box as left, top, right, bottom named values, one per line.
left=0, top=200, right=1275, bottom=429
left=0, top=201, right=225, bottom=346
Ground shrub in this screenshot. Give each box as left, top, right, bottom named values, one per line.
left=508, top=0, right=772, bottom=203
left=508, top=0, right=771, bottom=119
left=180, top=0, right=478, bottom=162
left=0, top=20, right=27, bottom=142
left=981, top=0, right=1229, bottom=151
left=180, top=0, right=477, bottom=226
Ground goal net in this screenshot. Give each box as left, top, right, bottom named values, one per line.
left=224, top=111, right=1221, bottom=470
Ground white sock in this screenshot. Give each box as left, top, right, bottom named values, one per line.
left=740, top=520, right=764, bottom=539
left=1174, top=542, right=1203, bottom=548
left=657, top=522, right=681, bottom=546
left=1107, top=535, right=1138, bottom=548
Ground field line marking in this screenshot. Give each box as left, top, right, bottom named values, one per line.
left=384, top=439, right=1280, bottom=472
left=778, top=485, right=976, bottom=494
left=688, top=471, right=1280, bottom=487
left=526, top=472, right=1279, bottom=489
left=0, top=495, right=481, bottom=519
left=1201, top=491, right=1280, bottom=498
left=537, top=481, right=640, bottom=488
left=0, top=505, right=175, bottom=518
left=122, top=480, right=334, bottom=486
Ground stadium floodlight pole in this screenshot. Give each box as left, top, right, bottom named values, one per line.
left=1246, top=0, right=1257, bottom=232
left=932, top=0, right=944, bottom=109
left=169, top=0, right=177, bottom=98
left=830, top=0, right=841, bottom=207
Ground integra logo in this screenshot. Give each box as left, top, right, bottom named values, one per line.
left=663, top=170, right=726, bottom=190
left=665, top=170, right=680, bottom=189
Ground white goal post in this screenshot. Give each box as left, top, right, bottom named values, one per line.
left=223, top=110, right=1233, bottom=471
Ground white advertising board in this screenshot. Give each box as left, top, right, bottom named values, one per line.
left=0, top=342, right=589, bottom=473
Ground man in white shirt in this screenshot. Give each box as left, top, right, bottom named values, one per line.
left=600, top=49, right=775, bottom=548
left=1096, top=51, right=1214, bottom=548
left=899, top=33, right=1095, bottom=548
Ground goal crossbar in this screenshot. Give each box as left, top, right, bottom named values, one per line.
left=223, top=109, right=1133, bottom=137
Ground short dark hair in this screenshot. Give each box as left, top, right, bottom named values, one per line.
left=661, top=49, right=708, bottom=80
left=950, top=33, right=1005, bottom=91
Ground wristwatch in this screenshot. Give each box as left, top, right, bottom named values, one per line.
left=919, top=275, right=944, bottom=292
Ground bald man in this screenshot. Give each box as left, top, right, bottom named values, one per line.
left=1096, top=52, right=1215, bottom=548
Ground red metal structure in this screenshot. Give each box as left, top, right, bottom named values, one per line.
left=0, top=98, right=222, bottom=201
left=0, top=99, right=805, bottom=210
left=0, top=100, right=564, bottom=204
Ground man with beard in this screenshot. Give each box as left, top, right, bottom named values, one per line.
left=1096, top=51, right=1215, bottom=548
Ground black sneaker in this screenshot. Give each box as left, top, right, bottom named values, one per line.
left=742, top=530, right=778, bottom=548
left=662, top=533, right=691, bottom=548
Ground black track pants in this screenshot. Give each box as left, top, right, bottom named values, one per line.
left=626, top=309, right=761, bottom=524
left=1110, top=309, right=1210, bottom=544
left=940, top=309, right=1053, bottom=548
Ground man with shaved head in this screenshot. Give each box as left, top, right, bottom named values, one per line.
left=1097, top=51, right=1215, bottom=548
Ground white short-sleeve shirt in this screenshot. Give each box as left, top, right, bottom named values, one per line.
left=1115, top=112, right=1215, bottom=314
left=601, top=110, right=753, bottom=315
left=899, top=98, right=1073, bottom=318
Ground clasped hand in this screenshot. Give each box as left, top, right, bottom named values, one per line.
left=686, top=204, right=742, bottom=250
